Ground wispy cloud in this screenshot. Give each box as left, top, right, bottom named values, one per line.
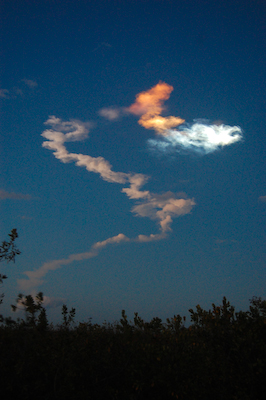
left=0, top=189, right=31, bottom=200
left=18, top=233, right=130, bottom=292
left=0, top=79, right=38, bottom=100
left=92, top=42, right=112, bottom=52
left=98, top=106, right=122, bottom=121
left=22, top=79, right=38, bottom=88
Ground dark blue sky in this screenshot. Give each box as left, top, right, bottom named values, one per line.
left=1, top=0, right=265, bottom=324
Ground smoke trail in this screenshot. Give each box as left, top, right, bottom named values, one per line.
left=18, top=233, right=130, bottom=292
left=19, top=81, right=243, bottom=293
left=19, top=115, right=195, bottom=292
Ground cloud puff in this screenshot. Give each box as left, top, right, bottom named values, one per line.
left=0, top=189, right=31, bottom=200
left=99, top=107, right=122, bottom=121
left=127, top=81, right=184, bottom=133
left=132, top=191, right=195, bottom=233
left=22, top=79, right=38, bottom=88
left=148, top=120, right=243, bottom=155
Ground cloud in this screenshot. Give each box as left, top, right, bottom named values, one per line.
left=99, top=107, right=122, bottom=121
left=21, top=81, right=242, bottom=293
left=22, top=79, right=38, bottom=88
left=20, top=111, right=195, bottom=292
left=0, top=189, right=31, bottom=200
left=42, top=296, right=66, bottom=309
left=148, top=120, right=243, bottom=155
left=132, top=191, right=195, bottom=233
left=92, top=42, right=112, bottom=52
left=127, top=81, right=185, bottom=133
left=127, top=82, right=243, bottom=154
left=18, top=233, right=130, bottom=292
left=1, top=79, right=37, bottom=100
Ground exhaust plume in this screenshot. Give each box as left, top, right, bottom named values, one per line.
left=127, top=82, right=185, bottom=133
left=19, top=114, right=195, bottom=292
left=20, top=81, right=243, bottom=293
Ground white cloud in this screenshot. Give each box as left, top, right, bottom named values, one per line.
left=148, top=121, right=243, bottom=155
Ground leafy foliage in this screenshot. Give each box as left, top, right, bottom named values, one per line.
left=0, top=229, right=20, bottom=320
left=0, top=228, right=21, bottom=265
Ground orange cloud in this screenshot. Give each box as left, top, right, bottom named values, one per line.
left=128, top=82, right=185, bottom=134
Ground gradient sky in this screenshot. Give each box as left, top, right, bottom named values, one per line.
left=1, top=0, right=266, bottom=324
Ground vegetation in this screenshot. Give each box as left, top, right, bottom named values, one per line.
left=1, top=231, right=266, bottom=399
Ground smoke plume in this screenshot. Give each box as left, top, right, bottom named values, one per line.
left=19, top=82, right=242, bottom=292
left=127, top=81, right=184, bottom=133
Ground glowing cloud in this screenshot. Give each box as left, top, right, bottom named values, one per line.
left=127, top=82, right=185, bottom=133
left=128, top=83, right=243, bottom=154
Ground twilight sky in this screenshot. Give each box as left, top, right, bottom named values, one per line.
left=1, top=0, right=266, bottom=324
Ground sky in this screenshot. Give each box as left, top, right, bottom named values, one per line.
left=1, top=0, right=266, bottom=325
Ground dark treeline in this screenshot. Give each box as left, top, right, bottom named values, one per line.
left=1, top=231, right=266, bottom=399
left=1, top=295, right=266, bottom=399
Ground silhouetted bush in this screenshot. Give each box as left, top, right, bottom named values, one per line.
left=1, top=296, right=266, bottom=399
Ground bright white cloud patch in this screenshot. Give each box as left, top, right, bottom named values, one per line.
left=148, top=121, right=243, bottom=155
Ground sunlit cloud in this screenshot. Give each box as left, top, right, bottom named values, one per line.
left=148, top=120, right=243, bottom=155
left=128, top=82, right=243, bottom=154
left=127, top=81, right=184, bottom=133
